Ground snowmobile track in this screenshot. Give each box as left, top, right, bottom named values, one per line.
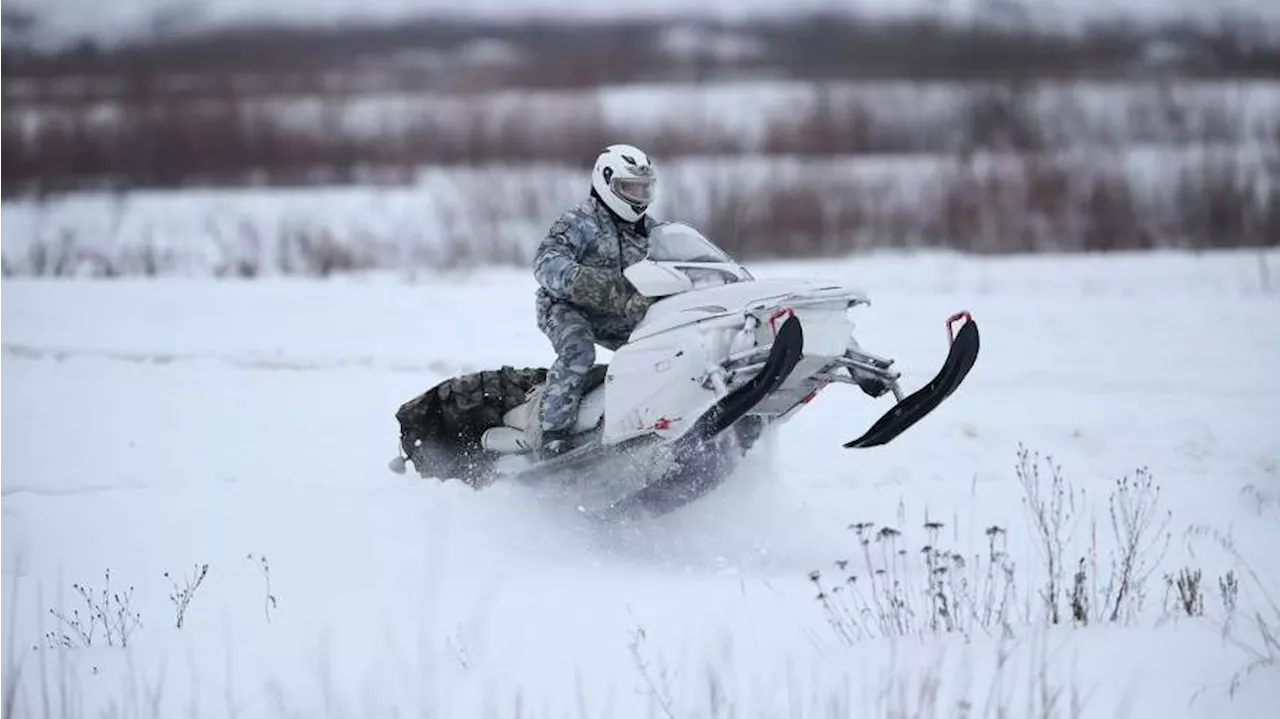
left=395, top=364, right=607, bottom=486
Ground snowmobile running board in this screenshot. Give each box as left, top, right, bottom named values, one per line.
left=844, top=312, right=980, bottom=449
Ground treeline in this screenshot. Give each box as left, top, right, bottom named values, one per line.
left=5, top=10, right=1280, bottom=102
left=5, top=81, right=1275, bottom=197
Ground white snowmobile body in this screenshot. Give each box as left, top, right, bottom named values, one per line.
left=481, top=223, right=887, bottom=455
left=393, top=223, right=980, bottom=520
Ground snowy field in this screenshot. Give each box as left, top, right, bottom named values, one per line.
left=3, top=249, right=1280, bottom=717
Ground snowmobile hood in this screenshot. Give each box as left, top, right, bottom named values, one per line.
left=628, top=277, right=869, bottom=342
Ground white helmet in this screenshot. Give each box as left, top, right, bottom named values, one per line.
left=591, top=144, right=657, bottom=223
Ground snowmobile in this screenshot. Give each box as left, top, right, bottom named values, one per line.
left=390, top=223, right=980, bottom=521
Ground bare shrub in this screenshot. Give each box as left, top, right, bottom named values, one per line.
left=816, top=445, right=1185, bottom=649
left=12, top=196, right=182, bottom=278
left=1184, top=521, right=1280, bottom=698
left=1101, top=468, right=1172, bottom=623
left=1220, top=569, right=1241, bottom=615
left=165, top=563, right=209, bottom=630
left=25, top=231, right=83, bottom=277
left=810, top=516, right=1020, bottom=644
left=276, top=225, right=375, bottom=278
left=925, top=150, right=1274, bottom=255
left=664, top=167, right=885, bottom=260
left=627, top=620, right=677, bottom=719
left=1080, top=168, right=1150, bottom=252
left=1015, top=446, right=1086, bottom=625
left=1013, top=447, right=1174, bottom=628
left=958, top=82, right=1045, bottom=155
left=1165, top=567, right=1206, bottom=618
left=1069, top=558, right=1090, bottom=625
left=212, top=222, right=264, bottom=279
left=247, top=554, right=278, bottom=623
left=759, top=85, right=919, bottom=156
left=44, top=570, right=143, bottom=649
left=1172, top=151, right=1279, bottom=249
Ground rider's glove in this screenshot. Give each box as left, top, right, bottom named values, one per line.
left=568, top=267, right=628, bottom=310
left=570, top=267, right=651, bottom=322
left=622, top=291, right=653, bottom=323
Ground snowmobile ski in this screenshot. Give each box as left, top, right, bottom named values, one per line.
left=511, top=314, right=803, bottom=485
left=580, top=315, right=805, bottom=522
left=692, top=314, right=804, bottom=441
left=843, top=314, right=980, bottom=449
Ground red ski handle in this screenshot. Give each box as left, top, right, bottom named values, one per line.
left=946, top=311, right=972, bottom=343
left=768, top=306, right=795, bottom=336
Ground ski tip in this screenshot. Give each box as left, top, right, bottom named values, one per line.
left=776, top=313, right=803, bottom=344
left=843, top=314, right=980, bottom=450
left=948, top=312, right=979, bottom=345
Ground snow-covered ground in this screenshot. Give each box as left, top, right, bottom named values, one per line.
left=3, top=249, right=1279, bottom=716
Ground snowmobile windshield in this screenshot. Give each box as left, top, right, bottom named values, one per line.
left=647, top=223, right=733, bottom=263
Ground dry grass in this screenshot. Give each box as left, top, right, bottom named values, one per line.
left=805, top=439, right=1280, bottom=719
left=4, top=147, right=1276, bottom=278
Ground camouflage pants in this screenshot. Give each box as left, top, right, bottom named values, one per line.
left=536, top=299, right=629, bottom=433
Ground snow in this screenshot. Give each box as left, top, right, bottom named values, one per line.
left=8, top=0, right=1280, bottom=48
left=3, top=249, right=1280, bottom=716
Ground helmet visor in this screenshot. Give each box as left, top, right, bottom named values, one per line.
left=612, top=176, right=655, bottom=205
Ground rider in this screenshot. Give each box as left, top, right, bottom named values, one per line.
left=532, top=143, right=660, bottom=458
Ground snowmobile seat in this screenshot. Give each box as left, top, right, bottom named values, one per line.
left=500, top=363, right=609, bottom=430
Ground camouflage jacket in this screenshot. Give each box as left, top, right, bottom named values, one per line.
left=533, top=193, right=658, bottom=326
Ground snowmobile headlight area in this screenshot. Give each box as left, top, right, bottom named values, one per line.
left=678, top=266, right=741, bottom=289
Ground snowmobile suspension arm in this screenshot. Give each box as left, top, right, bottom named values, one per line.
left=828, top=354, right=905, bottom=401
left=819, top=369, right=906, bottom=403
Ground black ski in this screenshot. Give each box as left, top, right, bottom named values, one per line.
left=591, top=315, right=806, bottom=522
left=843, top=317, right=980, bottom=449
left=693, top=314, right=804, bottom=441
left=508, top=316, right=804, bottom=495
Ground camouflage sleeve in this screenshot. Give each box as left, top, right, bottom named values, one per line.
left=534, top=214, right=631, bottom=314
left=533, top=215, right=584, bottom=300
